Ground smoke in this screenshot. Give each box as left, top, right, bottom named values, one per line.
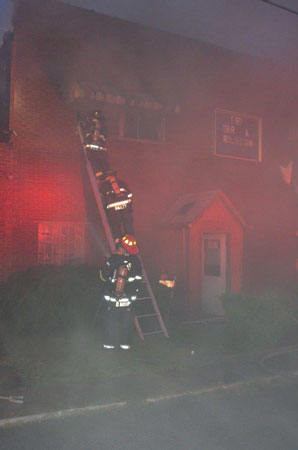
left=64, top=0, right=298, bottom=65
left=0, top=0, right=13, bottom=39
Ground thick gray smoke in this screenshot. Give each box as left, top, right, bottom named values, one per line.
left=63, top=0, right=298, bottom=65
left=0, top=0, right=13, bottom=39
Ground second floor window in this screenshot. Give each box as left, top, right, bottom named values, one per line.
left=97, top=103, right=167, bottom=142
left=123, top=107, right=166, bottom=141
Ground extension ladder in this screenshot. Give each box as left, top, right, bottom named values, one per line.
left=77, top=122, right=169, bottom=339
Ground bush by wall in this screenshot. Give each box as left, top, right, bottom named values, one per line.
left=221, top=290, right=297, bottom=350
left=0, top=265, right=103, bottom=335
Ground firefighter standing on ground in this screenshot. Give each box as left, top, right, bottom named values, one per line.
left=99, top=235, right=142, bottom=350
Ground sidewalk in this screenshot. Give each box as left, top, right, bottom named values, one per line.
left=1, top=344, right=297, bottom=425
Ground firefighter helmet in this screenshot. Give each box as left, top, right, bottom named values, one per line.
left=92, top=110, right=104, bottom=120
left=121, top=235, right=139, bottom=255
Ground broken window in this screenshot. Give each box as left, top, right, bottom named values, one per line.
left=78, top=103, right=166, bottom=142
left=177, top=202, right=196, bottom=216
left=123, top=107, right=166, bottom=142
left=124, top=107, right=138, bottom=139
left=101, top=103, right=123, bottom=137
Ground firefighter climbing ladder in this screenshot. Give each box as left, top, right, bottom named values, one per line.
left=77, top=122, right=169, bottom=340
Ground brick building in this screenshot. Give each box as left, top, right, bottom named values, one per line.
left=0, top=0, right=297, bottom=311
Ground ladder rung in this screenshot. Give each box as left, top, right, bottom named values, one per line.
left=135, top=313, right=159, bottom=319
left=142, top=330, right=165, bottom=336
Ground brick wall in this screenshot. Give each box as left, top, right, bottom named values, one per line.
left=0, top=141, right=17, bottom=280
left=0, top=28, right=88, bottom=281
left=1, top=0, right=297, bottom=288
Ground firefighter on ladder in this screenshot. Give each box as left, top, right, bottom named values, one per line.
left=99, top=171, right=135, bottom=242
left=99, top=235, right=142, bottom=350
left=79, top=110, right=112, bottom=181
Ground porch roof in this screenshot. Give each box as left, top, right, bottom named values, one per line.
left=162, top=190, right=248, bottom=228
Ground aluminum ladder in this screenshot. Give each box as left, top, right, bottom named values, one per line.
left=77, top=122, right=169, bottom=339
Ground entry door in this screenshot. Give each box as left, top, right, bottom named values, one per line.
left=201, top=234, right=227, bottom=316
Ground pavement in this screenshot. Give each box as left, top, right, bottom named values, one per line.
left=0, top=342, right=297, bottom=427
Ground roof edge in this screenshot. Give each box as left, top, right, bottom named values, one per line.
left=214, top=190, right=249, bottom=228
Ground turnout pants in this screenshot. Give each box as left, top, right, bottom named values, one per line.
left=86, top=148, right=111, bottom=177
left=103, top=304, right=134, bottom=347
left=107, top=207, right=134, bottom=241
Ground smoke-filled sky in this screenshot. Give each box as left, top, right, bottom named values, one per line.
left=0, top=0, right=298, bottom=63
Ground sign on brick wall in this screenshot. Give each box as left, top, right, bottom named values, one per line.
left=215, top=109, right=262, bottom=162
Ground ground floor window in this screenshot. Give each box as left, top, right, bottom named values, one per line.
left=38, top=222, right=85, bottom=265
left=0, top=32, right=13, bottom=143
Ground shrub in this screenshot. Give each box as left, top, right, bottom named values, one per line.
left=221, top=291, right=296, bottom=350
left=0, top=265, right=103, bottom=336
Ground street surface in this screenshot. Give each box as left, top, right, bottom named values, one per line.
left=1, top=377, right=298, bottom=450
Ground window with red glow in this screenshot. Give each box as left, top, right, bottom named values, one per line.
left=38, top=222, right=85, bottom=265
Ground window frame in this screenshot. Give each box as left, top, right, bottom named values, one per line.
left=98, top=103, right=167, bottom=143
left=37, top=221, right=85, bottom=265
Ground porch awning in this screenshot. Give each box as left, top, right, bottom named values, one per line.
left=162, top=190, right=248, bottom=228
